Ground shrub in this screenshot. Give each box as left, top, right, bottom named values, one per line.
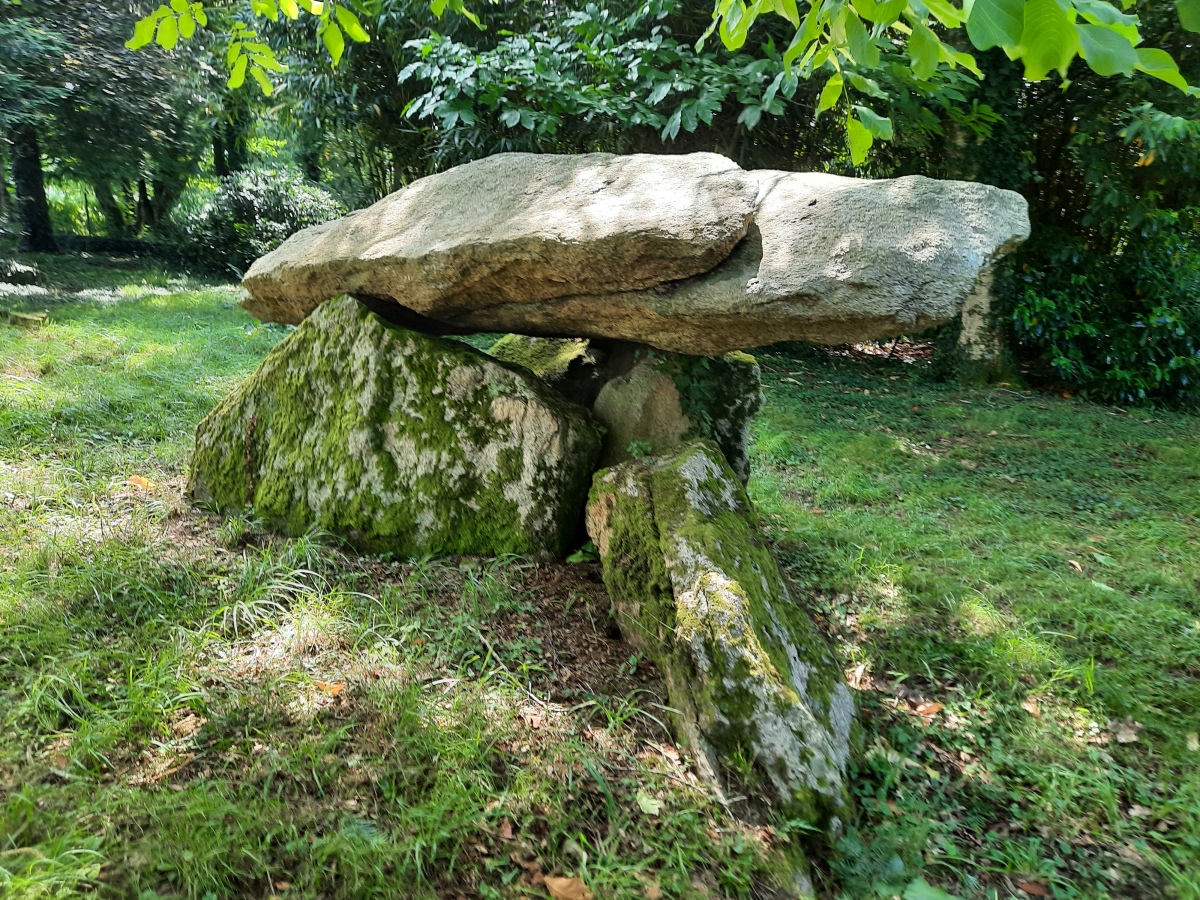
left=171, top=169, right=345, bottom=275
left=1008, top=211, right=1200, bottom=406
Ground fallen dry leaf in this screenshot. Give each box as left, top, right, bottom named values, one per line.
left=811, top=508, right=825, bottom=515
left=1018, top=881, right=1051, bottom=897
left=642, top=880, right=663, bottom=900
left=509, top=850, right=541, bottom=873
left=127, top=475, right=155, bottom=490
left=545, top=875, right=593, bottom=900
left=1068, top=560, right=1083, bottom=573
left=1021, top=699, right=1041, bottom=718
left=1114, top=717, right=1143, bottom=744
left=172, top=713, right=207, bottom=737
left=1187, top=732, right=1199, bottom=752
left=960, top=459, right=978, bottom=469
left=846, top=663, right=870, bottom=690
left=1128, top=805, right=1152, bottom=819
left=273, top=880, right=291, bottom=891
left=314, top=681, right=345, bottom=697
left=498, top=819, right=514, bottom=841
left=915, top=701, right=943, bottom=720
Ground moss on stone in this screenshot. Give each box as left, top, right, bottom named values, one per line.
left=586, top=440, right=855, bottom=840
left=487, top=334, right=591, bottom=381
left=189, top=296, right=601, bottom=559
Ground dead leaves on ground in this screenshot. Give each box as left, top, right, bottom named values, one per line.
left=544, top=875, right=594, bottom=900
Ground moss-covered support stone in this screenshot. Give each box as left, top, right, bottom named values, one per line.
left=189, top=296, right=602, bottom=559
left=489, top=336, right=762, bottom=482
left=586, top=441, right=854, bottom=842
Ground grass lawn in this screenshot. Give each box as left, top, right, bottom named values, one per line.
left=1, top=255, right=1197, bottom=900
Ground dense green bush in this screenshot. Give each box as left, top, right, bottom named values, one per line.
left=171, top=169, right=344, bottom=274
left=1009, top=210, right=1200, bottom=406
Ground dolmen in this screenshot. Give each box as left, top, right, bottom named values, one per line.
left=190, top=151, right=1028, bottom=884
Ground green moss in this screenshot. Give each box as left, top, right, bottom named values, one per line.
left=487, top=334, right=590, bottom=381
left=189, top=297, right=601, bottom=559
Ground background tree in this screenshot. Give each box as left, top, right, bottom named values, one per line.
left=0, top=16, right=65, bottom=251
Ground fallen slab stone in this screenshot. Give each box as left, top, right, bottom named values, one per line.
left=189, top=296, right=601, bottom=559
left=458, top=171, right=1031, bottom=354
left=242, top=152, right=758, bottom=325
left=586, top=440, right=855, bottom=837
left=489, top=337, right=763, bottom=482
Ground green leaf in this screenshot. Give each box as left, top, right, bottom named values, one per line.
left=250, top=65, right=274, bottom=95
left=854, top=104, right=893, bottom=139
left=847, top=114, right=873, bottom=165
left=1179, top=0, right=1200, bottom=32
left=774, top=0, right=801, bottom=27
left=1018, top=0, right=1079, bottom=80
left=126, top=15, right=158, bottom=50
left=846, top=14, right=881, bottom=68
left=846, top=71, right=887, bottom=98
left=966, top=0, right=1023, bottom=50
left=816, top=73, right=844, bottom=118
left=192, top=4, right=208, bottom=27
left=903, top=877, right=961, bottom=900
left=1134, top=47, right=1189, bottom=90
left=335, top=6, right=370, bottom=41
left=1073, top=0, right=1139, bottom=42
left=923, top=0, right=964, bottom=27
left=635, top=790, right=663, bottom=815
left=227, top=54, right=248, bottom=88
left=169, top=0, right=188, bottom=12
left=280, top=0, right=299, bottom=18
left=226, top=41, right=242, bottom=68
left=908, top=20, right=940, bottom=79
left=253, top=53, right=286, bottom=72
left=738, top=104, right=763, bottom=128
left=155, top=13, right=179, bottom=49
left=321, top=21, right=345, bottom=65
left=1076, top=24, right=1137, bottom=76
left=178, top=10, right=195, bottom=37
left=852, top=0, right=907, bottom=24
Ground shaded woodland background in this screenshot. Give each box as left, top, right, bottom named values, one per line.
left=2, top=0, right=1199, bottom=404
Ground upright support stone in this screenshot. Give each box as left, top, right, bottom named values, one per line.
left=189, top=296, right=601, bottom=559
left=586, top=441, right=856, bottom=841
left=490, top=336, right=763, bottom=482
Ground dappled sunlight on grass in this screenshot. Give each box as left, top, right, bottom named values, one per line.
left=750, top=343, right=1200, bottom=898
left=2, top=255, right=1198, bottom=899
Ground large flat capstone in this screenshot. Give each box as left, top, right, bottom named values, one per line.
left=586, top=440, right=856, bottom=835
left=242, top=152, right=758, bottom=325
left=188, top=296, right=601, bottom=559
left=241, top=154, right=1029, bottom=355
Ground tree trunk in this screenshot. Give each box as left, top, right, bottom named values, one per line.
left=224, top=116, right=248, bottom=173
left=91, top=180, right=128, bottom=236
left=135, top=177, right=151, bottom=232
left=0, top=144, right=12, bottom=223
left=213, top=130, right=229, bottom=178
left=11, top=125, right=58, bottom=253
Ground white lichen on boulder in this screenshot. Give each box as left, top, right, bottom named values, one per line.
left=586, top=440, right=855, bottom=836
left=189, top=296, right=601, bottom=559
